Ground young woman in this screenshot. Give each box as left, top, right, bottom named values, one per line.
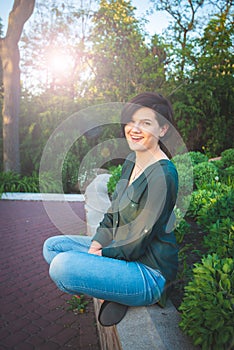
left=43, top=92, right=178, bottom=327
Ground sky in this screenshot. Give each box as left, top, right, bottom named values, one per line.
left=0, top=0, right=170, bottom=37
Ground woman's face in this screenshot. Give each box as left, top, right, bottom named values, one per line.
left=124, top=107, right=166, bottom=153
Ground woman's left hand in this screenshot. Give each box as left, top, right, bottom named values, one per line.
left=88, top=240, right=103, bottom=256
left=91, top=249, right=102, bottom=256
left=88, top=248, right=102, bottom=256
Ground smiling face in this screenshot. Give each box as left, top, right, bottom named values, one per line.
left=124, top=107, right=167, bottom=153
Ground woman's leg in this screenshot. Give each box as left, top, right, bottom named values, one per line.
left=47, top=245, right=166, bottom=307
left=43, top=235, right=92, bottom=264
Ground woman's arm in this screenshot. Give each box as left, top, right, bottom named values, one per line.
left=91, top=157, right=132, bottom=247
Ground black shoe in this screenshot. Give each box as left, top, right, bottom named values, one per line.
left=98, top=301, right=128, bottom=327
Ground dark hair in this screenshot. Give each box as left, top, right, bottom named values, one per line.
left=121, top=92, right=174, bottom=157
left=121, top=92, right=174, bottom=127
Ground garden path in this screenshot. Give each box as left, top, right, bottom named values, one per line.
left=0, top=200, right=100, bottom=350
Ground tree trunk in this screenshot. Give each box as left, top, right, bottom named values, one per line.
left=0, top=0, right=35, bottom=173
left=1, top=37, right=21, bottom=172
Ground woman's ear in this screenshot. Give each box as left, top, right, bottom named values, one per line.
left=159, top=124, right=169, bottom=138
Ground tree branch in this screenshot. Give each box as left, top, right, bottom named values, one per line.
left=6, top=0, right=35, bottom=44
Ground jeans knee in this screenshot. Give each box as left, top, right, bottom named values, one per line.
left=49, top=252, right=67, bottom=284
left=42, top=239, right=50, bottom=264
left=43, top=236, right=63, bottom=264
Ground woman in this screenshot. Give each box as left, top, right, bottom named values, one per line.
left=43, top=92, right=178, bottom=327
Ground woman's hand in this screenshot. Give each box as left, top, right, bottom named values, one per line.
left=88, top=240, right=102, bottom=256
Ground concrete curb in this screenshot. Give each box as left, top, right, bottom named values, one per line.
left=1, top=192, right=85, bottom=201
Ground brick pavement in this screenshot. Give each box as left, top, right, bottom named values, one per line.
left=0, top=200, right=101, bottom=350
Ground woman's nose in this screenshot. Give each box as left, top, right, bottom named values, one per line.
left=131, top=122, right=141, bottom=132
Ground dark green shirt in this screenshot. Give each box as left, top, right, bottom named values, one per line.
left=92, top=153, right=179, bottom=282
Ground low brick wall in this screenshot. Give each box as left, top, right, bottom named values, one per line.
left=93, top=299, right=122, bottom=350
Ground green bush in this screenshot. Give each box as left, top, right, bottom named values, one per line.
left=211, top=148, right=234, bottom=185
left=179, top=254, right=234, bottom=350
left=39, top=172, right=62, bottom=193
left=187, top=151, right=209, bottom=165
left=174, top=207, right=190, bottom=244
left=62, top=151, right=80, bottom=193
left=218, top=165, right=234, bottom=186
left=174, top=218, right=190, bottom=244
left=203, top=218, right=234, bottom=258
left=175, top=162, right=194, bottom=196
left=187, top=187, right=218, bottom=218
left=187, top=181, right=233, bottom=217
left=0, top=171, right=62, bottom=195
left=220, top=148, right=234, bottom=168
left=197, top=186, right=234, bottom=229
left=107, top=165, right=122, bottom=195
left=171, top=154, right=194, bottom=209
left=172, top=151, right=208, bottom=168
left=193, top=161, right=219, bottom=189
left=0, top=171, right=39, bottom=194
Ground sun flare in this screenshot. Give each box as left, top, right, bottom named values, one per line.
left=47, top=50, right=74, bottom=75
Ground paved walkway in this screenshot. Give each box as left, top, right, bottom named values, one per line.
left=0, top=200, right=101, bottom=350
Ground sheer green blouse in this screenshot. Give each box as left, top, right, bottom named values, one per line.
left=92, top=153, right=179, bottom=282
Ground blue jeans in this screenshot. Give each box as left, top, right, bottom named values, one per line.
left=43, top=235, right=166, bottom=307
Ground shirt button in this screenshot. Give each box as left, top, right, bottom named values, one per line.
left=144, top=229, right=148, bottom=233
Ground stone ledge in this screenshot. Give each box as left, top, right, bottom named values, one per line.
left=93, top=298, right=199, bottom=350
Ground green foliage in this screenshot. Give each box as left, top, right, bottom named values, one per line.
left=220, top=165, right=234, bottom=186
left=174, top=219, right=190, bottom=244
left=171, top=153, right=193, bottom=208
left=172, top=151, right=208, bottom=168
left=203, top=218, right=234, bottom=259
left=187, top=151, right=208, bottom=165
left=193, top=161, right=219, bottom=189
left=220, top=148, right=234, bottom=168
left=0, top=171, right=39, bottom=194
left=107, top=164, right=122, bottom=195
left=39, top=172, right=62, bottom=193
left=176, top=244, right=194, bottom=287
left=1, top=0, right=232, bottom=177
left=62, top=149, right=80, bottom=194
left=174, top=162, right=193, bottom=198
left=171, top=8, right=234, bottom=155
left=187, top=188, right=214, bottom=219
left=67, top=295, right=89, bottom=314
left=196, top=185, right=234, bottom=230
left=1, top=0, right=232, bottom=178
left=89, top=0, right=168, bottom=101
left=19, top=92, right=78, bottom=175
left=174, top=207, right=190, bottom=244
left=187, top=178, right=234, bottom=259
left=172, top=151, right=210, bottom=211
left=179, top=254, right=234, bottom=350
left=1, top=0, right=233, bottom=182
left=0, top=171, right=62, bottom=195
left=187, top=182, right=232, bottom=218
left=212, top=149, right=234, bottom=185
left=20, top=1, right=90, bottom=95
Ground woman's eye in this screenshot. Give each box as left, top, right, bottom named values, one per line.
left=126, top=120, right=151, bottom=127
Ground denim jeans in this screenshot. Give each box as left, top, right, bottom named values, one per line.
left=43, top=235, right=166, bottom=307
